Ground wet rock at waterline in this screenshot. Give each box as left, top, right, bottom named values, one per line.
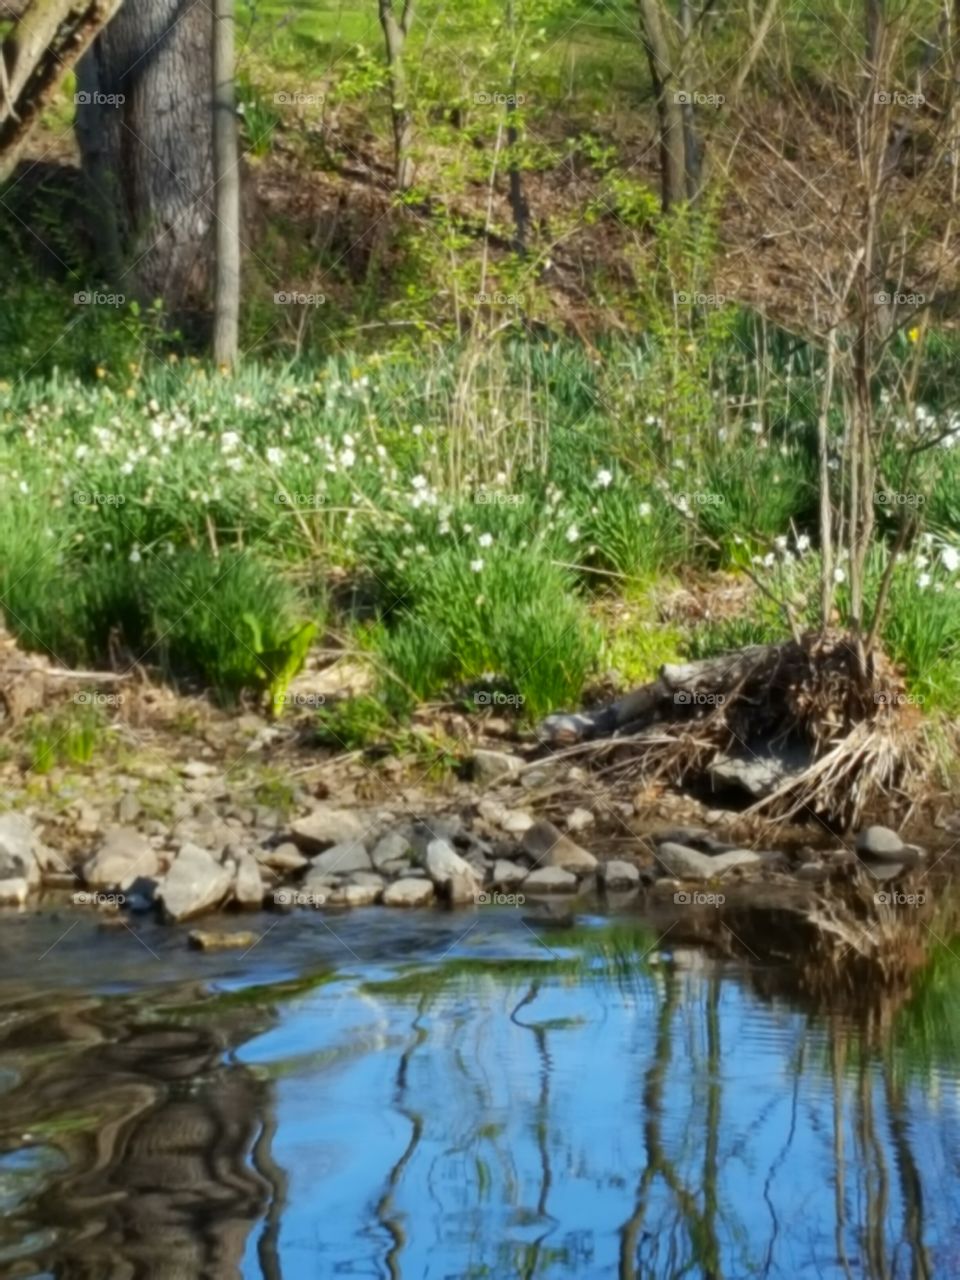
left=233, top=853, right=266, bottom=909
left=598, top=860, right=641, bottom=890
left=290, top=805, right=368, bottom=852
left=158, top=843, right=233, bottom=922
left=326, top=883, right=382, bottom=906
left=424, top=839, right=481, bottom=904
left=83, top=826, right=160, bottom=892
left=382, top=878, right=436, bottom=907
left=188, top=928, right=258, bottom=952
left=0, top=813, right=41, bottom=894
left=308, top=840, right=373, bottom=876
left=653, top=841, right=770, bottom=881
left=523, top=866, right=579, bottom=894
left=492, top=859, right=528, bottom=889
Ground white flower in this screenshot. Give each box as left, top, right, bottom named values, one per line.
left=915, top=554, right=929, bottom=570
left=462, top=523, right=473, bottom=534
left=595, top=468, right=613, bottom=488
left=340, top=448, right=355, bottom=468
left=941, top=546, right=960, bottom=573
left=470, top=558, right=484, bottom=573
left=129, top=546, right=142, bottom=564
left=412, top=424, right=423, bottom=436
left=565, top=524, right=580, bottom=542
left=478, top=532, right=493, bottom=548
left=918, top=572, right=932, bottom=590
left=411, top=474, right=428, bottom=490
left=833, top=567, right=846, bottom=584
left=638, top=502, right=651, bottom=518
left=762, top=552, right=775, bottom=568
left=774, top=535, right=788, bottom=552
left=796, top=534, right=811, bottom=554
left=266, top=446, right=284, bottom=465
left=18, top=481, right=28, bottom=494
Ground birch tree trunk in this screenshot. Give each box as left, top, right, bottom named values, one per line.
left=212, top=0, right=239, bottom=366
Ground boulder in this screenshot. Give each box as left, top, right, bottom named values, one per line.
left=708, top=744, right=808, bottom=800
left=383, top=878, right=436, bottom=907
left=654, top=842, right=716, bottom=880
left=256, top=842, right=308, bottom=872
left=188, top=929, right=258, bottom=951
left=290, top=805, right=367, bottom=851
left=371, top=830, right=412, bottom=870
left=158, top=843, right=233, bottom=922
left=0, top=813, right=39, bottom=888
left=521, top=820, right=597, bottom=875
left=424, top=839, right=480, bottom=901
left=309, top=840, right=372, bottom=875
left=233, top=853, right=265, bottom=909
left=492, top=859, right=528, bottom=889
left=523, top=866, right=578, bottom=894
left=599, top=860, right=641, bottom=890
left=84, top=826, right=159, bottom=891
left=856, top=826, right=907, bottom=862
left=0, top=878, right=29, bottom=906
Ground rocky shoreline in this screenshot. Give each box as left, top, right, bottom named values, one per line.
left=0, top=735, right=936, bottom=945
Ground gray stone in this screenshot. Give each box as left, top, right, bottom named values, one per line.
left=472, top=749, right=522, bottom=784
left=502, top=810, right=535, bottom=835
left=521, top=820, right=597, bottom=875
left=117, top=792, right=141, bottom=824
left=856, top=826, right=905, bottom=861
left=654, top=842, right=716, bottom=880
left=380, top=858, right=412, bottom=876
left=256, top=842, right=308, bottom=872
left=291, top=805, right=367, bottom=851
left=708, top=745, right=808, bottom=800
left=233, top=853, right=265, bottom=909
left=84, top=826, right=159, bottom=891
left=0, top=813, right=35, bottom=871
left=371, top=830, right=412, bottom=870
left=652, top=826, right=712, bottom=849
left=424, top=839, right=480, bottom=901
left=382, top=878, right=436, bottom=907
left=180, top=760, right=218, bottom=779
left=492, top=859, right=528, bottom=889
left=709, top=849, right=769, bottom=873
left=796, top=861, right=828, bottom=881
left=523, top=866, right=578, bottom=894
left=309, top=840, right=372, bottom=875
left=326, top=883, right=381, bottom=906
left=599, top=860, right=641, bottom=890
left=349, top=871, right=385, bottom=889
left=189, top=929, right=258, bottom=951
left=158, top=843, right=233, bottom=922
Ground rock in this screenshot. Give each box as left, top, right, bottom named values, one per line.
left=709, top=849, right=769, bottom=873
left=652, top=826, right=712, bottom=849
left=180, top=760, right=218, bottom=779
left=796, top=861, right=828, bottom=882
left=256, top=842, right=308, bottom=872
left=566, top=807, right=595, bottom=834
left=158, top=843, right=233, bottom=922
left=654, top=842, right=717, bottom=880
left=0, top=813, right=36, bottom=876
left=599, top=860, right=641, bottom=890
left=233, top=854, right=265, bottom=909
left=290, top=805, right=367, bottom=851
left=84, top=826, right=159, bottom=891
left=349, top=871, right=385, bottom=889
left=188, top=929, right=258, bottom=951
left=855, top=826, right=905, bottom=861
left=502, top=810, right=535, bottom=835
left=326, top=883, right=382, bottom=906
left=371, top=830, right=412, bottom=871
left=117, top=791, right=141, bottom=824
left=380, top=858, right=412, bottom=877
left=382, top=878, right=436, bottom=907
left=492, top=859, right=528, bottom=888
left=0, top=878, right=28, bottom=906
left=521, top=820, right=597, bottom=875
left=309, top=840, right=372, bottom=875
left=523, top=866, right=578, bottom=894
left=472, top=749, right=522, bottom=784
left=424, top=839, right=480, bottom=901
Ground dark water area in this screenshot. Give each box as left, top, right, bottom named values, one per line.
left=1, top=905, right=959, bottom=1278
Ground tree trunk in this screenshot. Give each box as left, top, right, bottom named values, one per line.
left=378, top=0, right=415, bottom=191
left=637, top=0, right=690, bottom=210
left=212, top=0, right=239, bottom=366
left=75, top=0, right=215, bottom=318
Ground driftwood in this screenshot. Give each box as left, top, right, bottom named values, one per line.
left=539, top=632, right=932, bottom=830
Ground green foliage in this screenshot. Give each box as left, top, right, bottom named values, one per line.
left=23, top=703, right=107, bottom=774
left=314, top=694, right=396, bottom=751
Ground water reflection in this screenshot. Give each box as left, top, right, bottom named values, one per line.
left=0, top=915, right=958, bottom=1277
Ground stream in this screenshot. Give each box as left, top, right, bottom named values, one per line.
left=0, top=903, right=959, bottom=1278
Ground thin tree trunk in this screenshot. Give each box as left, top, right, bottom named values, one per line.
left=212, top=0, right=240, bottom=366
left=378, top=0, right=415, bottom=191
left=638, top=0, right=687, bottom=210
